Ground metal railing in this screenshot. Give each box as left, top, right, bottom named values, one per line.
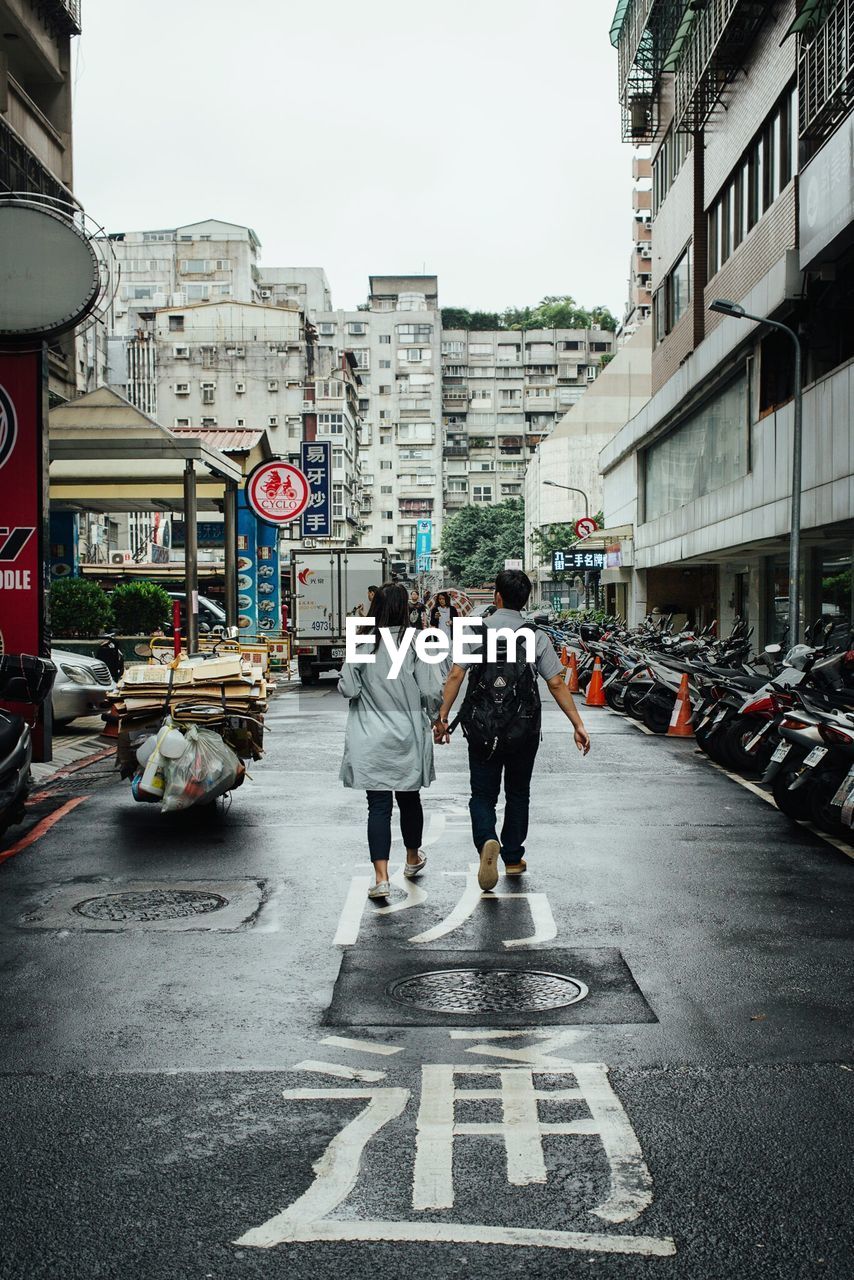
left=0, top=115, right=75, bottom=204
left=799, top=0, right=854, bottom=141
left=674, top=0, right=773, bottom=130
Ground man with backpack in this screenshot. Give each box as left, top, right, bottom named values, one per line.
left=433, top=569, right=590, bottom=890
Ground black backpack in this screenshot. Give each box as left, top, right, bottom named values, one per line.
left=454, top=632, right=541, bottom=757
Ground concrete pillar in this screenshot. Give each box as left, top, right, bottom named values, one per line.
left=183, top=460, right=199, bottom=653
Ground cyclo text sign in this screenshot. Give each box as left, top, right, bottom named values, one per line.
left=246, top=460, right=311, bottom=526
left=0, top=352, right=45, bottom=656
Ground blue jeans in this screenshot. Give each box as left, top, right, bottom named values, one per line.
left=366, top=790, right=423, bottom=863
left=467, top=737, right=539, bottom=863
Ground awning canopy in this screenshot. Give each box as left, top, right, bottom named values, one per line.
left=49, top=385, right=242, bottom=514
left=782, top=0, right=836, bottom=41
left=610, top=0, right=632, bottom=46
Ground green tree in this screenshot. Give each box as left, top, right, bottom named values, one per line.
left=110, top=580, right=173, bottom=634
left=441, top=307, right=473, bottom=330
left=440, top=498, right=525, bottom=586
left=50, top=577, right=113, bottom=638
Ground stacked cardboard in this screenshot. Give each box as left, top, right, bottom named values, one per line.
left=109, top=653, right=266, bottom=777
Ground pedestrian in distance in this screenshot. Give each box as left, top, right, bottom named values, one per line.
left=408, top=590, right=427, bottom=630
left=430, top=590, right=459, bottom=679
left=339, top=581, right=442, bottom=900
left=367, top=585, right=379, bottom=607
left=433, top=568, right=591, bottom=891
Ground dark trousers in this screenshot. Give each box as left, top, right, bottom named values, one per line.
left=468, top=738, right=539, bottom=863
left=366, top=790, right=423, bottom=863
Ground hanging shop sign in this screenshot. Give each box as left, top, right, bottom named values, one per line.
left=552, top=549, right=606, bottom=572
left=0, top=202, right=101, bottom=338
left=300, top=440, right=331, bottom=538
left=246, top=460, right=310, bottom=526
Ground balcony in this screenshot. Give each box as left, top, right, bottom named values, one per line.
left=443, top=445, right=469, bottom=457
left=799, top=0, right=854, bottom=143
left=6, top=78, right=68, bottom=181
left=444, top=491, right=469, bottom=508
left=674, top=0, right=774, bottom=131
left=0, top=114, right=73, bottom=204
left=55, top=1, right=82, bottom=32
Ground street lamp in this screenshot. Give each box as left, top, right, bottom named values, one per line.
left=709, top=298, right=803, bottom=644
left=543, top=480, right=590, bottom=518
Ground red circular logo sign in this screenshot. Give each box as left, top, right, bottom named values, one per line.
left=574, top=517, right=598, bottom=541
left=246, top=461, right=310, bottom=525
left=0, top=383, right=17, bottom=472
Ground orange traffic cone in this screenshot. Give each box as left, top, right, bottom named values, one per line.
left=584, top=656, right=607, bottom=707
left=560, top=645, right=569, bottom=668
left=667, top=673, right=694, bottom=737
left=566, top=651, right=579, bottom=693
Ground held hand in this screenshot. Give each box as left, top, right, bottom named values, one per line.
left=574, top=725, right=591, bottom=756
left=433, top=717, right=451, bottom=745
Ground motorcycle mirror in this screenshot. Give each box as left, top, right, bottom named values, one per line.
left=199, top=622, right=211, bottom=635
left=764, top=643, right=782, bottom=655
left=227, top=625, right=239, bottom=639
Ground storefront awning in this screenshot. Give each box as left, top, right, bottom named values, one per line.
left=782, top=0, right=836, bottom=41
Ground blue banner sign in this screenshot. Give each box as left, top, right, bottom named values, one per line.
left=415, top=518, right=432, bottom=571
left=300, top=440, right=332, bottom=538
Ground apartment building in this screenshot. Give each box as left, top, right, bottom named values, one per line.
left=440, top=325, right=616, bottom=519
left=619, top=151, right=653, bottom=339
left=0, top=0, right=81, bottom=401
left=602, top=0, right=854, bottom=643
left=314, top=276, right=443, bottom=575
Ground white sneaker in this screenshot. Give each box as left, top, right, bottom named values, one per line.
left=368, top=881, right=390, bottom=900
left=404, top=853, right=427, bottom=879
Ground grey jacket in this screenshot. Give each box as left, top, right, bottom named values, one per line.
left=339, top=638, right=443, bottom=791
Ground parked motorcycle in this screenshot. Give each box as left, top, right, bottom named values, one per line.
left=0, top=654, right=57, bottom=838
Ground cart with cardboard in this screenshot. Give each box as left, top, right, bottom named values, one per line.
left=107, top=648, right=266, bottom=811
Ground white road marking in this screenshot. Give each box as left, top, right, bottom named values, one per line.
left=373, top=867, right=428, bottom=916
left=294, top=1060, right=387, bottom=1082
left=457, top=1029, right=592, bottom=1067
left=333, top=875, right=373, bottom=946
left=234, top=1087, right=410, bottom=1248
left=235, top=1218, right=675, bottom=1256
left=502, top=893, right=557, bottom=949
left=407, top=865, right=482, bottom=943
left=320, top=1036, right=404, bottom=1057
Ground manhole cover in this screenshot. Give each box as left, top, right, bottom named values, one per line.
left=387, top=969, right=588, bottom=1014
left=73, top=889, right=228, bottom=923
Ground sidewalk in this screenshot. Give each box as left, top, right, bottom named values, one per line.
left=30, top=716, right=112, bottom=784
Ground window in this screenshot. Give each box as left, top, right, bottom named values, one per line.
left=382, top=510, right=393, bottom=519
left=174, top=417, right=191, bottom=427
left=235, top=381, right=245, bottom=393
left=468, top=343, right=492, bottom=356
left=500, top=388, right=522, bottom=403
left=643, top=373, right=749, bottom=521
left=379, top=385, right=391, bottom=394
left=382, top=535, right=394, bottom=545
left=318, top=323, right=336, bottom=335
left=470, top=387, right=492, bottom=401
left=268, top=416, right=279, bottom=427
left=380, top=460, right=392, bottom=470
left=202, top=383, right=216, bottom=404
left=442, top=340, right=465, bottom=356
left=268, top=379, right=279, bottom=392
left=201, top=416, right=217, bottom=426
left=497, top=344, right=521, bottom=361
left=406, top=348, right=425, bottom=362
left=652, top=127, right=691, bottom=215
left=168, top=314, right=184, bottom=332
left=332, top=484, right=344, bottom=518
left=381, top=485, right=393, bottom=494
left=379, top=409, right=390, bottom=419
left=226, top=346, right=245, bottom=357
left=379, top=334, right=391, bottom=344
left=348, top=322, right=367, bottom=335
left=379, top=359, right=391, bottom=368
left=397, top=323, right=432, bottom=343
left=173, top=345, right=189, bottom=359
left=359, top=398, right=370, bottom=412
left=473, top=485, right=493, bottom=502
left=332, top=447, right=344, bottom=468
left=351, top=349, right=370, bottom=369
left=174, top=382, right=190, bottom=395
left=654, top=247, right=691, bottom=344
left=318, top=412, right=344, bottom=434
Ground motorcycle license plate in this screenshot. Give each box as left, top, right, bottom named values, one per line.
left=331, top=648, right=345, bottom=659
left=697, top=713, right=712, bottom=731
left=770, top=742, right=791, bottom=764
left=803, top=746, right=828, bottom=768
left=714, top=709, right=727, bottom=723
left=746, top=724, right=771, bottom=753
left=831, top=766, right=854, bottom=809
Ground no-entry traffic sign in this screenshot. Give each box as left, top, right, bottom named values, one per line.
left=246, top=461, right=310, bottom=526
left=575, top=517, right=598, bottom=541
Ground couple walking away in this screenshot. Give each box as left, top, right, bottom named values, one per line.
left=339, top=570, right=591, bottom=899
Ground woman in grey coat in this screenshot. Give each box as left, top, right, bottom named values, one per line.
left=339, top=582, right=441, bottom=900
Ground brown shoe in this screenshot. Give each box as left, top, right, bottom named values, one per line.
left=504, top=860, right=527, bottom=877
left=477, top=839, right=500, bottom=891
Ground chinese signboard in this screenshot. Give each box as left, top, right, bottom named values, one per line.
left=300, top=440, right=332, bottom=538
left=552, top=550, right=606, bottom=572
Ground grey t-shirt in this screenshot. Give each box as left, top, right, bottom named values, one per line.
left=455, top=608, right=563, bottom=682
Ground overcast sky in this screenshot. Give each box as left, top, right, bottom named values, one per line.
left=72, top=0, right=631, bottom=316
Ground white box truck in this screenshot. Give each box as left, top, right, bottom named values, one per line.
left=291, top=548, right=389, bottom=684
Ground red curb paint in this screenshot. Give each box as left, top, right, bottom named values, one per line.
left=0, top=796, right=89, bottom=865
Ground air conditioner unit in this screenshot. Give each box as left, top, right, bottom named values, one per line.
left=259, top=289, right=272, bottom=299
left=154, top=293, right=168, bottom=307
left=301, top=400, right=314, bottom=412
left=171, top=293, right=185, bottom=306
left=268, top=380, right=279, bottom=392
left=111, top=550, right=133, bottom=565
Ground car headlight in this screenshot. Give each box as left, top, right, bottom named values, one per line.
left=60, top=664, right=93, bottom=685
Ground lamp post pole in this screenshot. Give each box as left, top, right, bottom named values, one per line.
left=710, top=300, right=803, bottom=644
left=543, top=480, right=590, bottom=518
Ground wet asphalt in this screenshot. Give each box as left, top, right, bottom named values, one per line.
left=0, top=683, right=852, bottom=1278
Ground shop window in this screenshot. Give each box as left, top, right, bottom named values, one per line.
left=758, top=328, right=795, bottom=417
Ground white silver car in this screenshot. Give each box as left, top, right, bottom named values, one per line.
left=52, top=648, right=117, bottom=727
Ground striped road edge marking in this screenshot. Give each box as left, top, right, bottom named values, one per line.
left=0, top=796, right=89, bottom=866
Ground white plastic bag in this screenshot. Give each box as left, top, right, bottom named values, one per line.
left=160, top=726, right=240, bottom=813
